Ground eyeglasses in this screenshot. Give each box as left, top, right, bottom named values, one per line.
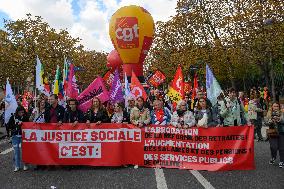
left=199, top=101, right=205, bottom=103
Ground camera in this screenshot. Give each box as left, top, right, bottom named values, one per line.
left=272, top=111, right=280, bottom=117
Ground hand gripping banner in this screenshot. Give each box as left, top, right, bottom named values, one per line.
left=22, top=123, right=255, bottom=171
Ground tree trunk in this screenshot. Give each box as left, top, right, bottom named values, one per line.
left=230, top=77, right=236, bottom=90
left=243, top=77, right=246, bottom=91
left=269, top=55, right=276, bottom=101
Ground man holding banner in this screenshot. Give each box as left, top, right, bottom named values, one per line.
left=44, top=94, right=65, bottom=124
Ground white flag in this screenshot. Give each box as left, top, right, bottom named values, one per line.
left=4, top=79, right=18, bottom=124
left=36, top=56, right=44, bottom=91
left=206, top=64, right=222, bottom=106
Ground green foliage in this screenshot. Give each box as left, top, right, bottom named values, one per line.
left=145, top=0, right=284, bottom=90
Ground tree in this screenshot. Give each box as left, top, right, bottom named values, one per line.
left=0, top=14, right=108, bottom=90
left=145, top=0, right=284, bottom=97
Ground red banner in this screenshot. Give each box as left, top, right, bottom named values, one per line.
left=147, top=70, right=166, bottom=88
left=22, top=123, right=255, bottom=171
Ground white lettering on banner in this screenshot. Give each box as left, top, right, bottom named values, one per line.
left=59, top=143, right=101, bottom=159
left=115, top=24, right=139, bottom=41
left=145, top=127, right=199, bottom=136
left=22, top=129, right=141, bottom=143
left=144, top=154, right=234, bottom=164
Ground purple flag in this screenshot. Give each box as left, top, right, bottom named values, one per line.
left=109, top=69, right=124, bottom=104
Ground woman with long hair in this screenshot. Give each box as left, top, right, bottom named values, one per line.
left=194, top=97, right=217, bottom=128
left=30, top=99, right=46, bottom=123
left=86, top=97, right=110, bottom=124
left=265, top=102, right=284, bottom=168
left=8, top=106, right=29, bottom=171
left=111, top=102, right=129, bottom=123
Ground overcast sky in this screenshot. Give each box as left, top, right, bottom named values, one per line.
left=0, top=0, right=177, bottom=53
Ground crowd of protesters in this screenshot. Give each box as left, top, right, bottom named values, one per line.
left=1, top=86, right=283, bottom=171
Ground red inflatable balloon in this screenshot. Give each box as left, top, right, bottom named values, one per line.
left=107, top=50, right=123, bottom=72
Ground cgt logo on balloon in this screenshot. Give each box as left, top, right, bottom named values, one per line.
left=115, top=17, right=139, bottom=48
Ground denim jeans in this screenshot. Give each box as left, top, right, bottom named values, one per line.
left=12, top=135, right=23, bottom=168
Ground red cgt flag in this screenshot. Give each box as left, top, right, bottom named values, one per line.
left=167, top=65, right=185, bottom=103
left=103, top=70, right=115, bottom=87
left=147, top=70, right=166, bottom=87
left=191, top=73, right=199, bottom=109
left=130, top=71, right=148, bottom=101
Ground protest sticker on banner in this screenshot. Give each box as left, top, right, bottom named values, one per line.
left=22, top=123, right=254, bottom=171
left=147, top=70, right=166, bottom=88
left=184, top=81, right=192, bottom=94
left=76, top=77, right=109, bottom=112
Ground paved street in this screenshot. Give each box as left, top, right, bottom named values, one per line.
left=0, top=134, right=283, bottom=189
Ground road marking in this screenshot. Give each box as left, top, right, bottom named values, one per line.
left=0, top=147, right=13, bottom=155
left=155, top=168, right=168, bottom=189
left=190, top=170, right=215, bottom=189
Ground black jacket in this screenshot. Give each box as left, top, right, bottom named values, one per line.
left=8, top=114, right=29, bottom=136
left=63, top=109, right=85, bottom=123
left=44, top=104, right=65, bottom=123
left=194, top=108, right=218, bottom=127
left=86, top=108, right=110, bottom=123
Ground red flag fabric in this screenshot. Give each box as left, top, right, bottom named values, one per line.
left=66, top=63, right=79, bottom=99
left=130, top=71, right=147, bottom=101
left=147, top=70, right=166, bottom=87
left=191, top=73, right=198, bottom=109
left=167, top=65, right=184, bottom=103
left=103, top=70, right=115, bottom=87
left=193, top=73, right=198, bottom=99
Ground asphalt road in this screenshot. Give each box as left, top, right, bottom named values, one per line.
left=0, top=136, right=283, bottom=189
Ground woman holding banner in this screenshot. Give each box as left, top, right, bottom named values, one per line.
left=171, top=100, right=195, bottom=129
left=86, top=97, right=110, bottom=124
left=130, top=97, right=151, bottom=127
left=265, top=102, right=284, bottom=168
left=111, top=102, right=129, bottom=123
left=194, top=97, right=217, bottom=128
left=30, top=99, right=46, bottom=123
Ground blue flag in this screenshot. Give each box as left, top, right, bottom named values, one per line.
left=206, top=65, right=222, bottom=106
